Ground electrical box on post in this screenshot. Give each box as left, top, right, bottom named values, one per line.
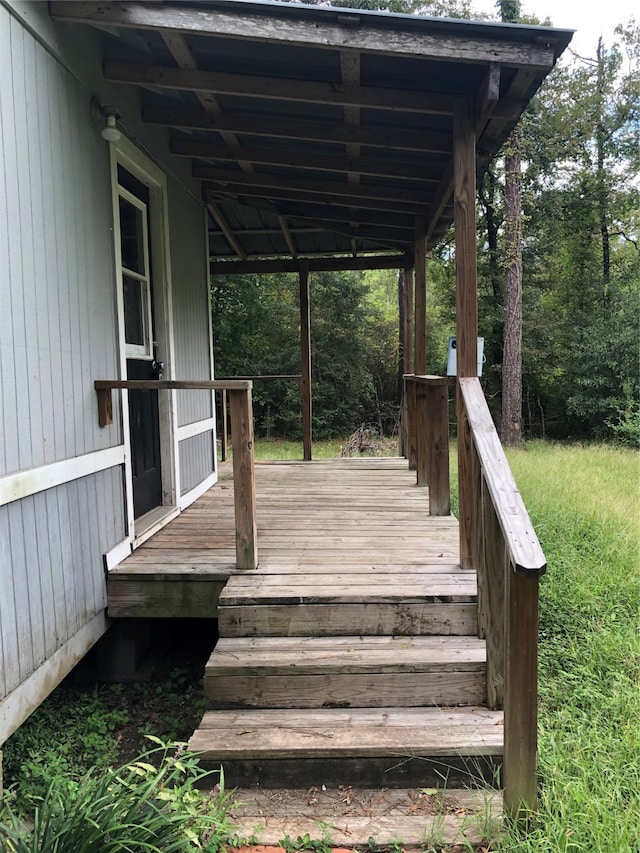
left=446, top=336, right=485, bottom=377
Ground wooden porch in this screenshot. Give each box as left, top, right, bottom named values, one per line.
left=108, top=455, right=503, bottom=796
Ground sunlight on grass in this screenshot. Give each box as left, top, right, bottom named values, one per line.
left=500, top=442, right=640, bottom=852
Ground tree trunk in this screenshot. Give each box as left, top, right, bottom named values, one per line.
left=500, top=126, right=523, bottom=447
left=499, top=0, right=523, bottom=448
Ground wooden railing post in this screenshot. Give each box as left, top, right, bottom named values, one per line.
left=415, top=383, right=428, bottom=486
left=228, top=387, right=258, bottom=570
left=504, top=568, right=539, bottom=816
left=220, top=389, right=228, bottom=462
left=299, top=261, right=312, bottom=461
left=424, top=379, right=450, bottom=514
left=404, top=377, right=418, bottom=470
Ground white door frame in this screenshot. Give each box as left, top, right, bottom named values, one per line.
left=109, top=137, right=178, bottom=540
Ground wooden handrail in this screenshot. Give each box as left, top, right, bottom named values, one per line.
left=459, top=378, right=545, bottom=576
left=94, top=379, right=257, bottom=570
left=217, top=374, right=302, bottom=382
left=459, top=376, right=544, bottom=818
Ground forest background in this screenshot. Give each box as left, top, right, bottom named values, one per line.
left=211, top=1, right=639, bottom=446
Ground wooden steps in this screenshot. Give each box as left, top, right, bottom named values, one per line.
left=190, top=707, right=503, bottom=788
left=171, top=459, right=501, bottom=796
left=218, top=571, right=478, bottom=637
left=229, top=787, right=503, bottom=850
left=204, top=635, right=487, bottom=709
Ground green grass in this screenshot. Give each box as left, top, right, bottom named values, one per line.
left=494, top=442, right=640, bottom=852
left=253, top=437, right=344, bottom=460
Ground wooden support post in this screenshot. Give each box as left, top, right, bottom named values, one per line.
left=228, top=388, right=258, bottom=569
left=424, top=380, right=450, bottom=515
left=403, top=266, right=415, bottom=462
left=220, top=389, right=228, bottom=462
left=299, top=261, right=312, bottom=461
left=415, top=384, right=428, bottom=487
left=504, top=568, right=539, bottom=816
left=405, top=378, right=418, bottom=472
left=453, top=98, right=478, bottom=569
left=414, top=220, right=427, bottom=375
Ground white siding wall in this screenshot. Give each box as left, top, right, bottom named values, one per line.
left=179, top=432, right=215, bottom=497
left=0, top=5, right=122, bottom=477
left=0, top=467, right=124, bottom=700
left=168, top=182, right=215, bottom=496
left=0, top=1, right=215, bottom=728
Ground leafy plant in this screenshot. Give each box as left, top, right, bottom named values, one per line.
left=0, top=739, right=236, bottom=853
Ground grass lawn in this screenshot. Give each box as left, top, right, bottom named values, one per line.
left=2, top=439, right=638, bottom=851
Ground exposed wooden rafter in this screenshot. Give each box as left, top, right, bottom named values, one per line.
left=105, top=63, right=470, bottom=116
left=143, top=107, right=453, bottom=154
left=210, top=255, right=409, bottom=275
left=172, top=139, right=442, bottom=183
left=207, top=201, right=247, bottom=261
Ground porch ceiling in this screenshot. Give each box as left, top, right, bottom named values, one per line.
left=52, top=0, right=572, bottom=271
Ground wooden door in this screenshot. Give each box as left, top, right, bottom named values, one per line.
left=118, top=167, right=162, bottom=519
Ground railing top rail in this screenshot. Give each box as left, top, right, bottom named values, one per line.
left=95, top=379, right=252, bottom=391
left=403, top=373, right=455, bottom=386
left=460, top=377, right=546, bottom=577
left=217, top=374, right=302, bottom=382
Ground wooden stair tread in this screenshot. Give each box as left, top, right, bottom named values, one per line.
left=220, top=576, right=477, bottom=605
left=189, top=706, right=504, bottom=758
left=230, top=787, right=502, bottom=849
left=207, top=635, right=486, bottom=675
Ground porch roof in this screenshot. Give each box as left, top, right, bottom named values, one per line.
left=52, top=0, right=572, bottom=272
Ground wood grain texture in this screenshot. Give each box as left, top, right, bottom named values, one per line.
left=299, top=263, right=312, bottom=461
left=228, top=389, right=257, bottom=569
left=52, top=2, right=557, bottom=67
left=459, top=378, right=546, bottom=575
left=504, top=569, right=538, bottom=816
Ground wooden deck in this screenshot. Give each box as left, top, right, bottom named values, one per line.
left=109, top=457, right=503, bottom=797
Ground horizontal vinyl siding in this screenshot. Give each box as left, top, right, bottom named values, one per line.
left=0, top=6, right=121, bottom=478
left=179, top=432, right=215, bottom=497
left=0, top=467, right=125, bottom=699
left=169, top=187, right=213, bottom=428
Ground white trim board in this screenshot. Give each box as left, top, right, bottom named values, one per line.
left=179, top=469, right=217, bottom=511
left=177, top=417, right=216, bottom=442
left=0, top=612, right=109, bottom=744
left=104, top=538, right=132, bottom=572
left=0, top=446, right=125, bottom=507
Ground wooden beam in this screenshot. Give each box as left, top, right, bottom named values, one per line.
left=207, top=201, right=247, bottom=260
left=160, top=31, right=254, bottom=175
left=299, top=261, right=312, bottom=461
left=172, top=139, right=442, bottom=183
left=196, top=165, right=431, bottom=206
left=259, top=202, right=415, bottom=231
left=144, top=106, right=453, bottom=154
left=453, top=98, right=478, bottom=571
left=208, top=183, right=429, bottom=216
left=210, top=255, right=407, bottom=275
left=52, top=2, right=559, bottom=68
left=414, top=218, right=427, bottom=375
left=278, top=216, right=298, bottom=259
left=105, top=63, right=456, bottom=115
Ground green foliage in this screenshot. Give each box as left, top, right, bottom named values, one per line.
left=2, top=666, right=206, bottom=813
left=495, top=442, right=640, bottom=851
left=0, top=740, right=236, bottom=853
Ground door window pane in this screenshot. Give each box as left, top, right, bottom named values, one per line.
left=119, top=197, right=146, bottom=275
left=123, top=275, right=147, bottom=349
